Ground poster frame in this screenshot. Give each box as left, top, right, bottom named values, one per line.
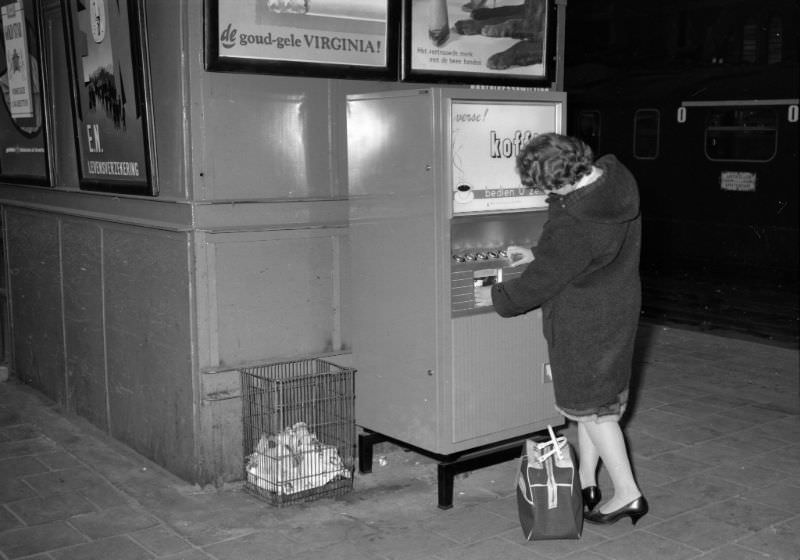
left=0, top=0, right=54, bottom=186
left=204, top=0, right=400, bottom=81
left=62, top=0, right=157, bottom=196
left=401, top=0, right=557, bottom=87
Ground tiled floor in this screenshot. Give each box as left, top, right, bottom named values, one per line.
left=0, top=322, right=798, bottom=560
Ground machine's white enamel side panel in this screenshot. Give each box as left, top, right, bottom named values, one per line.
left=348, top=90, right=444, bottom=450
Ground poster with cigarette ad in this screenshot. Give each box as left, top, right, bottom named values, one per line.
left=0, top=0, right=50, bottom=185
left=404, top=0, right=552, bottom=86
left=63, top=0, right=156, bottom=195
left=207, top=0, right=397, bottom=79
left=451, top=100, right=560, bottom=214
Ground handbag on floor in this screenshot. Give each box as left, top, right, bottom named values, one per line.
left=516, top=426, right=583, bottom=540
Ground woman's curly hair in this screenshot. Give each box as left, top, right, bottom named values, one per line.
left=516, top=133, right=594, bottom=191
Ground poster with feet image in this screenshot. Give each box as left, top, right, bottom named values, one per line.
left=403, top=0, right=555, bottom=86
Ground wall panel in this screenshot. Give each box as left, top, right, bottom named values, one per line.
left=5, top=209, right=65, bottom=402
left=103, top=226, right=195, bottom=480
left=142, top=0, right=189, bottom=200
left=211, top=229, right=346, bottom=367
left=42, top=0, right=78, bottom=187
left=202, top=76, right=335, bottom=201
left=61, top=220, right=107, bottom=430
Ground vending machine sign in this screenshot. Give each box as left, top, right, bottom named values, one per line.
left=451, top=100, right=560, bottom=214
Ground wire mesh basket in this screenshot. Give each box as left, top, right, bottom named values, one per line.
left=240, top=358, right=355, bottom=506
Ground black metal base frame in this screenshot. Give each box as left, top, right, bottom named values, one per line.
left=358, top=429, right=553, bottom=509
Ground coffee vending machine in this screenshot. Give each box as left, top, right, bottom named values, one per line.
left=347, top=88, right=566, bottom=506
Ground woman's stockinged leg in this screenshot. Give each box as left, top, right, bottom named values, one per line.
left=582, top=419, right=641, bottom=513
left=577, top=422, right=599, bottom=488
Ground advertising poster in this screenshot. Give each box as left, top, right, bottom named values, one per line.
left=64, top=0, right=156, bottom=195
left=2, top=2, right=32, bottom=119
left=404, top=0, right=551, bottom=85
left=450, top=100, right=560, bottom=214
left=0, top=0, right=49, bottom=184
left=207, top=0, right=397, bottom=79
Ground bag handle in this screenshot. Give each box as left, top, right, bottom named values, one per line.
left=536, top=425, right=567, bottom=463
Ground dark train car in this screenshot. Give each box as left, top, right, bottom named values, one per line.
left=564, top=1, right=799, bottom=281
left=568, top=65, right=798, bottom=278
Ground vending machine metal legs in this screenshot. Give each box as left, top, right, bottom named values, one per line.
left=358, top=429, right=542, bottom=509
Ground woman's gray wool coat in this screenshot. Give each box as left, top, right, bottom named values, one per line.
left=491, top=154, right=642, bottom=413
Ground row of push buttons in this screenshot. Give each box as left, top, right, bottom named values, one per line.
left=452, top=250, right=508, bottom=263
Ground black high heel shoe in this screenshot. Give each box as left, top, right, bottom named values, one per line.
left=584, top=496, right=649, bottom=526
left=582, top=486, right=601, bottom=511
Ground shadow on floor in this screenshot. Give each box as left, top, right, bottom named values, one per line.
left=640, top=259, right=799, bottom=349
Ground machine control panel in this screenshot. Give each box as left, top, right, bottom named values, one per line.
left=451, top=255, right=524, bottom=316
left=449, top=212, right=547, bottom=317
left=452, top=250, right=507, bottom=263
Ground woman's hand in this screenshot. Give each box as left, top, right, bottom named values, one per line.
left=474, top=285, right=493, bottom=307
left=506, top=245, right=534, bottom=267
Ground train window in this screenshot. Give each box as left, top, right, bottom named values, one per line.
left=633, top=109, right=659, bottom=159
left=742, top=18, right=759, bottom=63
left=705, top=108, right=778, bottom=162
left=577, top=110, right=601, bottom=155
left=767, top=16, right=783, bottom=64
